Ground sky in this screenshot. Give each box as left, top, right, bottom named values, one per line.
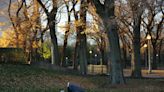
left=0, top=0, right=10, bottom=31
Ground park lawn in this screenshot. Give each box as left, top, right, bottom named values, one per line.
left=0, top=64, right=164, bottom=92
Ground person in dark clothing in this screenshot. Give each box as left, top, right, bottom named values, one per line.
left=67, top=82, right=85, bottom=92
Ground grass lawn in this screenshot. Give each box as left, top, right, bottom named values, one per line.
left=0, top=64, right=164, bottom=92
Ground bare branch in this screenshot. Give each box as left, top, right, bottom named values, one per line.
left=37, top=0, right=49, bottom=16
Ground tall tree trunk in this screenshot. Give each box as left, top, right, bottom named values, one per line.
left=49, top=25, right=60, bottom=65
left=151, top=38, right=158, bottom=69
left=92, top=0, right=125, bottom=84
left=61, top=31, right=69, bottom=66
left=73, top=33, right=80, bottom=70
left=131, top=18, right=142, bottom=78
left=37, top=0, right=61, bottom=65
left=78, top=0, right=88, bottom=75
left=61, top=3, right=71, bottom=67
left=79, top=32, right=88, bottom=75
left=105, top=20, right=125, bottom=84
left=48, top=11, right=60, bottom=65
left=158, top=39, right=163, bottom=63
left=72, top=0, right=80, bottom=70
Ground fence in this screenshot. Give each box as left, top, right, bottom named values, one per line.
left=87, top=65, right=108, bottom=75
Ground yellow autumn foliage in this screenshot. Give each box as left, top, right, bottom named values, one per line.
left=0, top=29, right=15, bottom=47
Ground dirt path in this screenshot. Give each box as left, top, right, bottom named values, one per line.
left=124, top=69, right=164, bottom=78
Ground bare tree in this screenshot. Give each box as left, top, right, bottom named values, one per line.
left=37, top=0, right=61, bottom=65
left=92, top=0, right=125, bottom=84
left=142, top=0, right=164, bottom=69
left=116, top=0, right=145, bottom=78
left=71, top=0, right=80, bottom=70
left=61, top=0, right=71, bottom=67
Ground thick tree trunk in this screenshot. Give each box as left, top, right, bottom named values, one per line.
left=48, top=15, right=60, bottom=65
left=131, top=43, right=142, bottom=78
left=106, top=21, right=125, bottom=84
left=50, top=30, right=60, bottom=65
left=131, top=23, right=142, bottom=78
left=92, top=0, right=125, bottom=84
left=79, top=32, right=88, bottom=75
left=73, top=33, right=80, bottom=70
left=78, top=0, right=88, bottom=75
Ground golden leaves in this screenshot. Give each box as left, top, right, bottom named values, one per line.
left=0, top=29, right=15, bottom=47
left=0, top=22, right=6, bottom=26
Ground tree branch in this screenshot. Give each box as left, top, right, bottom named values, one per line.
left=37, top=0, right=49, bottom=16
left=91, top=0, right=105, bottom=17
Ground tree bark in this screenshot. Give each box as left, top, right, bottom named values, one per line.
left=158, top=39, right=163, bottom=63
left=37, top=0, right=61, bottom=65
left=131, top=16, right=142, bottom=78
left=48, top=10, right=61, bottom=65
left=105, top=20, right=125, bottom=84
left=73, top=32, right=80, bottom=70
left=61, top=3, right=71, bottom=67
left=79, top=31, right=88, bottom=75
left=152, top=47, right=157, bottom=69
left=92, top=0, right=125, bottom=84
left=78, top=0, right=88, bottom=75
left=72, top=0, right=80, bottom=70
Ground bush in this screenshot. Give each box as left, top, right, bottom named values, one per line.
left=0, top=48, right=26, bottom=64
